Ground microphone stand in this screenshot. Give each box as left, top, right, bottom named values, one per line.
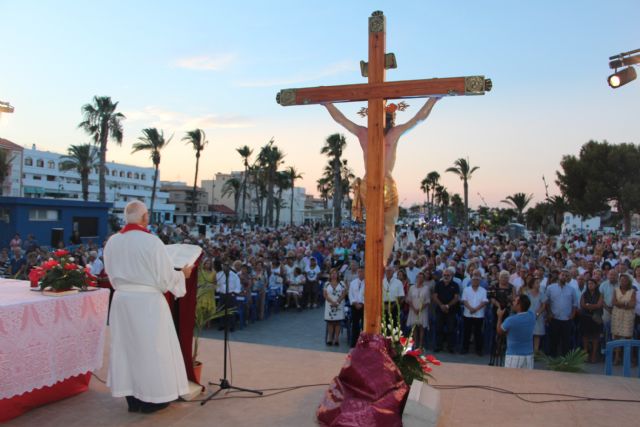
left=201, top=265, right=262, bottom=405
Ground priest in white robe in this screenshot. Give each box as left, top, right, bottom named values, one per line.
left=104, top=200, right=194, bottom=413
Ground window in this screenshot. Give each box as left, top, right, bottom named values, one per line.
left=24, top=157, right=33, bottom=166
left=36, top=159, right=44, bottom=167
left=134, top=173, right=139, bottom=179
left=47, top=175, right=56, bottom=182
left=112, top=170, right=117, bottom=176
left=29, top=209, right=59, bottom=221
left=127, top=172, right=133, bottom=179
left=0, top=208, right=9, bottom=223
left=48, top=160, right=55, bottom=169
left=119, top=171, right=124, bottom=177
left=33, top=175, right=41, bottom=180
left=141, top=174, right=146, bottom=180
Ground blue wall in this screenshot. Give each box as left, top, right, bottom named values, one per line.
left=0, top=197, right=112, bottom=249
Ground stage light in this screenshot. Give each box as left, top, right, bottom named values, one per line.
left=608, top=66, right=637, bottom=88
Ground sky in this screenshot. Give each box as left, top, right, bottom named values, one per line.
left=1, top=0, right=639, bottom=209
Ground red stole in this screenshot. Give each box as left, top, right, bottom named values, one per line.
left=119, top=223, right=151, bottom=234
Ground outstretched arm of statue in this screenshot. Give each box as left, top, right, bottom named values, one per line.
left=323, top=103, right=364, bottom=136
left=395, top=96, right=441, bottom=135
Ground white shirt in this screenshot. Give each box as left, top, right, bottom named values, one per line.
left=305, top=264, right=321, bottom=281
left=383, top=277, right=405, bottom=302
left=349, top=278, right=365, bottom=305
left=216, top=270, right=242, bottom=294
left=88, top=257, right=104, bottom=276
left=461, top=286, right=488, bottom=318
left=405, top=267, right=420, bottom=285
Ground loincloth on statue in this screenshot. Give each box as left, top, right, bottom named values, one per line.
left=357, top=174, right=399, bottom=211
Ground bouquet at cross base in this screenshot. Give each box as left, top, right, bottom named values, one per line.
left=381, top=301, right=440, bottom=386
left=30, top=249, right=97, bottom=292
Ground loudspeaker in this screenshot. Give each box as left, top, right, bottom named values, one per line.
left=198, top=224, right=206, bottom=236
left=51, top=228, right=64, bottom=248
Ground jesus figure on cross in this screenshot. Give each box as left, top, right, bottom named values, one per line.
left=323, top=97, right=440, bottom=264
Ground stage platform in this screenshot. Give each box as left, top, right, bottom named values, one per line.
left=5, top=331, right=640, bottom=427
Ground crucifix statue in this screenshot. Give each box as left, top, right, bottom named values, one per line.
left=276, top=11, right=491, bottom=337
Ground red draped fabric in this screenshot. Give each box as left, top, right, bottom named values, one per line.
left=164, top=255, right=202, bottom=385
left=0, top=373, right=91, bottom=423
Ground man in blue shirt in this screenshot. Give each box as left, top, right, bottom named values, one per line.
left=497, top=294, right=536, bottom=369
left=545, top=270, right=578, bottom=357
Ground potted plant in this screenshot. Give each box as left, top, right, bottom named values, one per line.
left=35, top=249, right=96, bottom=295
left=193, top=285, right=231, bottom=383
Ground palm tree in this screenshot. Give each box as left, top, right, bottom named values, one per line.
left=0, top=148, right=15, bottom=196
left=59, top=144, right=98, bottom=201
left=284, top=166, right=303, bottom=226
left=316, top=176, right=330, bottom=209
left=501, top=192, right=534, bottom=223
left=547, top=195, right=569, bottom=228
left=446, top=157, right=479, bottom=230
left=257, top=139, right=285, bottom=227
left=221, top=177, right=242, bottom=215
left=420, top=171, right=440, bottom=220
left=78, top=96, right=125, bottom=202
left=434, top=184, right=449, bottom=223
left=236, top=145, right=253, bottom=222
left=321, top=133, right=347, bottom=227
left=183, top=129, right=208, bottom=222
left=131, top=128, right=172, bottom=224
left=450, top=193, right=465, bottom=227
left=274, top=170, right=290, bottom=227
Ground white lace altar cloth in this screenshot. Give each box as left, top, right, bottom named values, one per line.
left=0, top=279, right=109, bottom=399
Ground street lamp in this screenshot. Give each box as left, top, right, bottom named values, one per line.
left=608, top=49, right=640, bottom=89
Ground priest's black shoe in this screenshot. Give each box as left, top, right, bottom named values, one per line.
left=125, top=396, right=141, bottom=412
left=139, top=401, right=170, bottom=414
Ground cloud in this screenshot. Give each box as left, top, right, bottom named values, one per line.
left=173, top=54, right=236, bottom=71
left=124, top=106, right=254, bottom=130
left=236, top=60, right=357, bottom=88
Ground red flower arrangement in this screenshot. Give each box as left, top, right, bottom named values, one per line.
left=382, top=302, right=441, bottom=385
left=33, top=250, right=97, bottom=292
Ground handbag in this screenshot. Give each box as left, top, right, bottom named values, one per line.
left=591, top=311, right=603, bottom=325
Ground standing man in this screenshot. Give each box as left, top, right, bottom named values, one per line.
left=215, top=259, right=242, bottom=331
left=382, top=266, right=405, bottom=320
left=461, top=270, right=489, bottom=356
left=433, top=267, right=461, bottom=353
left=349, top=267, right=365, bottom=347
left=104, top=200, right=194, bottom=413
left=546, top=269, right=579, bottom=357
left=497, top=295, right=536, bottom=369
left=323, top=97, right=440, bottom=264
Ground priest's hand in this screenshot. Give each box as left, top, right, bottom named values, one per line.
left=182, top=264, right=194, bottom=279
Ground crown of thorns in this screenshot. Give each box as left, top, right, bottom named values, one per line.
left=357, top=101, right=409, bottom=118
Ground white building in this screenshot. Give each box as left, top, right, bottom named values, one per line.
left=202, top=171, right=308, bottom=225
left=20, top=145, right=175, bottom=223
left=0, top=138, right=23, bottom=197
left=561, top=212, right=601, bottom=234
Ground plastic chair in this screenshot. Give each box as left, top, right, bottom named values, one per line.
left=604, top=339, right=640, bottom=377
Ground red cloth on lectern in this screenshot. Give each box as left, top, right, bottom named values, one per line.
left=317, top=333, right=408, bottom=427
left=164, top=255, right=201, bottom=385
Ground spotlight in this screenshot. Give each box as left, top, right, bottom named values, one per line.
left=608, top=66, right=637, bottom=88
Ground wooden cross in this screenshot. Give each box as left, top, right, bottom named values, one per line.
left=276, top=11, right=491, bottom=335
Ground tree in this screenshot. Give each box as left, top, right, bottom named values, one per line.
left=284, top=166, right=303, bottom=225
left=236, top=145, right=253, bottom=222
left=556, top=140, right=640, bottom=234
left=316, top=176, right=330, bottom=209
left=321, top=133, right=347, bottom=227
left=420, top=171, right=440, bottom=220
left=221, top=177, right=242, bottom=215
left=257, top=139, right=285, bottom=227
left=274, top=170, right=290, bottom=227
left=78, top=96, right=125, bottom=202
left=183, top=129, right=208, bottom=222
left=0, top=148, right=15, bottom=196
left=501, top=192, right=534, bottom=223
left=131, top=128, right=172, bottom=224
left=450, top=193, right=465, bottom=227
left=446, top=157, right=479, bottom=230
left=59, top=144, right=98, bottom=201
left=434, top=184, right=449, bottom=224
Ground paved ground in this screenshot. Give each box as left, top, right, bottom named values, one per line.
left=201, top=304, right=624, bottom=376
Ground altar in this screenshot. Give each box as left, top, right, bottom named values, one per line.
left=0, top=279, right=109, bottom=422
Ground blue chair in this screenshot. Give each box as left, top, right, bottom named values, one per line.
left=235, top=296, right=247, bottom=329
left=604, top=339, right=640, bottom=377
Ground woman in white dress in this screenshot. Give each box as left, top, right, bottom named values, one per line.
left=406, top=272, right=430, bottom=349
left=324, top=268, right=347, bottom=346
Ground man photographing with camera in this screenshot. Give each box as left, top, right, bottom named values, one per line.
left=496, top=294, right=536, bottom=369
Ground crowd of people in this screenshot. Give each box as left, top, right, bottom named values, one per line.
left=3, top=221, right=640, bottom=367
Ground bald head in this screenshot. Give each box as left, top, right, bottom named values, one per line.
left=124, top=200, right=148, bottom=225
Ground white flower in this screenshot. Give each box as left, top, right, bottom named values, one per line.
left=69, top=257, right=75, bottom=262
